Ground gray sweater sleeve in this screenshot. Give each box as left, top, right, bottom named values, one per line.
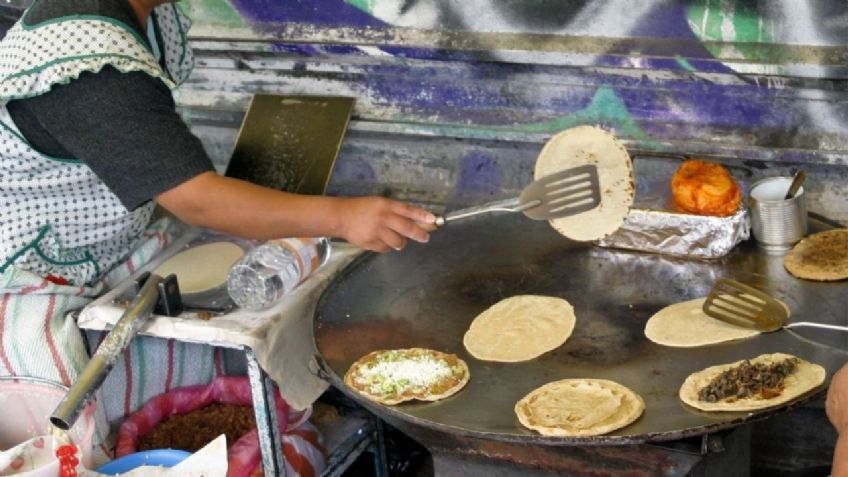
left=6, top=66, right=215, bottom=210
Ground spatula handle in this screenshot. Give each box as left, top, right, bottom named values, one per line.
left=785, top=322, right=848, bottom=332
left=432, top=197, right=524, bottom=227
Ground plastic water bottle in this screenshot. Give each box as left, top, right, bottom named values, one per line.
left=226, top=237, right=331, bottom=310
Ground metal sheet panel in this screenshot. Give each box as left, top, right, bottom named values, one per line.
left=225, top=94, right=354, bottom=195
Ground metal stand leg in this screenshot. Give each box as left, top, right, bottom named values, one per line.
left=372, top=418, right=389, bottom=477
left=245, top=347, right=287, bottom=477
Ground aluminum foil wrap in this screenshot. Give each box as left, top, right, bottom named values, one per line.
left=596, top=176, right=750, bottom=259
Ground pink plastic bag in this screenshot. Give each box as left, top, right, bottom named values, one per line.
left=116, top=376, right=324, bottom=477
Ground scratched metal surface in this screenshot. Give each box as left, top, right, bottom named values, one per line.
left=313, top=213, right=848, bottom=445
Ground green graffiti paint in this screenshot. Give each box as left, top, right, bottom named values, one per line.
left=675, top=55, right=697, bottom=72
left=517, top=87, right=654, bottom=142
left=346, top=0, right=376, bottom=15
left=184, top=0, right=247, bottom=28
left=686, top=0, right=773, bottom=61
left=386, top=87, right=660, bottom=148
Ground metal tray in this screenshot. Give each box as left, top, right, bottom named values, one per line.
left=597, top=168, right=749, bottom=259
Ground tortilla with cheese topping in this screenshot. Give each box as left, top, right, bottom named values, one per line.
left=344, top=348, right=469, bottom=405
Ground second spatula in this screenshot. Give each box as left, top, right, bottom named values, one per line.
left=702, top=277, right=848, bottom=333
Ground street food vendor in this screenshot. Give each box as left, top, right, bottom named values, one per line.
left=0, top=0, right=433, bottom=449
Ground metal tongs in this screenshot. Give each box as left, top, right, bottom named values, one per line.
left=702, top=277, right=848, bottom=333
left=433, top=164, right=601, bottom=227
left=50, top=273, right=181, bottom=430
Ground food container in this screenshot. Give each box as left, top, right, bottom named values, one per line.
left=0, top=377, right=96, bottom=473
left=96, top=449, right=190, bottom=475
left=749, top=176, right=807, bottom=251
left=596, top=172, right=749, bottom=259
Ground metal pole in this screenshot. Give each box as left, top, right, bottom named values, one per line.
left=245, top=347, right=286, bottom=476
left=51, top=274, right=163, bottom=430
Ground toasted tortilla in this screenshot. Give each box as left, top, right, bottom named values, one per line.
left=344, top=348, right=470, bottom=405
left=784, top=229, right=848, bottom=282
left=515, top=379, right=645, bottom=437
left=645, top=297, right=761, bottom=347
left=463, top=295, right=576, bottom=362
left=153, top=242, right=244, bottom=294
left=534, top=126, right=634, bottom=241
left=679, top=352, right=825, bottom=412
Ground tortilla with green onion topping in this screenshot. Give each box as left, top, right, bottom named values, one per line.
left=344, top=348, right=470, bottom=405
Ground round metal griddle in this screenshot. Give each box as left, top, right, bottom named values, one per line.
left=313, top=214, right=848, bottom=445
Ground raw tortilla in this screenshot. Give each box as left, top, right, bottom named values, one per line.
left=644, top=297, right=762, bottom=347
left=784, top=229, right=848, bottom=281
left=534, top=126, right=635, bottom=241
left=463, top=295, right=576, bottom=362
left=153, top=242, right=244, bottom=294
left=515, top=378, right=645, bottom=437
left=679, top=352, right=825, bottom=412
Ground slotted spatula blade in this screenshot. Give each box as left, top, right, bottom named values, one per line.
left=702, top=278, right=788, bottom=332
left=520, top=164, right=601, bottom=220
left=433, top=164, right=601, bottom=226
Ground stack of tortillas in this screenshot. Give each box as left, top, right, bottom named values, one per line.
left=515, top=379, right=645, bottom=437
left=153, top=242, right=245, bottom=294
left=534, top=125, right=635, bottom=241
left=463, top=295, right=576, bottom=362
left=784, top=229, right=848, bottom=281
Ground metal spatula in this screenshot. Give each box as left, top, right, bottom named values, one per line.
left=702, top=277, right=848, bottom=332
left=433, top=164, right=601, bottom=227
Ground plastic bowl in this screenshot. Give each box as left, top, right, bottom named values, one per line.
left=96, top=449, right=191, bottom=474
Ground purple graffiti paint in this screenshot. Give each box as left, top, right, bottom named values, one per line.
left=447, top=150, right=504, bottom=209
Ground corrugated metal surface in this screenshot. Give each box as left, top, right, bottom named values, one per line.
left=177, top=1, right=848, bottom=221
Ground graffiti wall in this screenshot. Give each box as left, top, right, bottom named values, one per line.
left=179, top=0, right=848, bottom=219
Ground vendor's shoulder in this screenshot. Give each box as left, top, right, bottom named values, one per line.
left=23, top=0, right=140, bottom=34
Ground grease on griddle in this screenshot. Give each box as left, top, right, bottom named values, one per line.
left=449, top=265, right=542, bottom=303
left=698, top=357, right=799, bottom=403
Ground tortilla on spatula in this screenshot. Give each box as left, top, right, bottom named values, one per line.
left=534, top=126, right=635, bottom=241
left=644, top=297, right=761, bottom=347
left=784, top=229, right=848, bottom=282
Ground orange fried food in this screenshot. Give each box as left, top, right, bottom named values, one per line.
left=671, top=160, right=741, bottom=216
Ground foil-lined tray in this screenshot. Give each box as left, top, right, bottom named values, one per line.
left=596, top=174, right=750, bottom=259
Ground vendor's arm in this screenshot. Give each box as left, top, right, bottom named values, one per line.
left=828, top=363, right=848, bottom=476
left=155, top=172, right=432, bottom=252
left=7, top=66, right=432, bottom=252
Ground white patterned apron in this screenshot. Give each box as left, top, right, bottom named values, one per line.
left=0, top=2, right=216, bottom=455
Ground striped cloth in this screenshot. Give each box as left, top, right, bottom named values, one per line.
left=0, top=218, right=182, bottom=454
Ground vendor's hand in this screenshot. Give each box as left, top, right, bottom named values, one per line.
left=828, top=363, right=848, bottom=477
left=828, top=364, right=848, bottom=432
left=335, top=197, right=434, bottom=252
